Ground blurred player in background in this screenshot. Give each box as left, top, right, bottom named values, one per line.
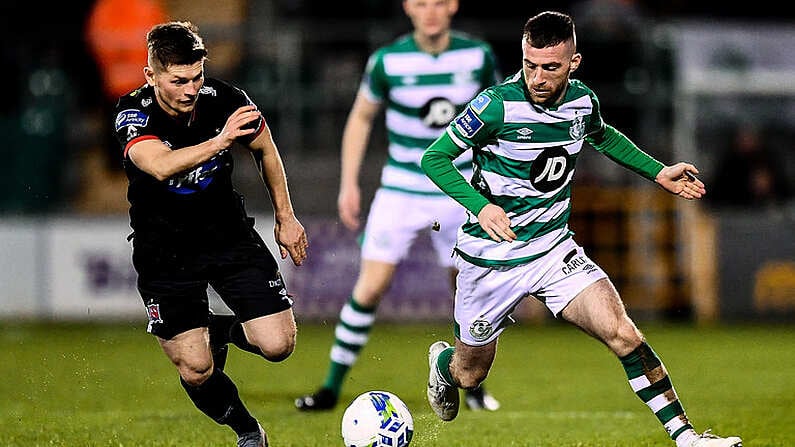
left=295, top=0, right=501, bottom=412
left=115, top=21, right=307, bottom=447
left=422, top=11, right=743, bottom=447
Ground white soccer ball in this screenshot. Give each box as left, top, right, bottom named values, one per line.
left=341, top=390, right=414, bottom=447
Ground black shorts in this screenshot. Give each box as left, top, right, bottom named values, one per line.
left=132, top=231, right=292, bottom=340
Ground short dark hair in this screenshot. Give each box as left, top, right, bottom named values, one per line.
left=523, top=11, right=576, bottom=49
left=146, top=21, right=208, bottom=71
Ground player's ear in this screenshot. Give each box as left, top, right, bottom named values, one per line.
left=569, top=53, right=582, bottom=73
left=144, top=66, right=156, bottom=86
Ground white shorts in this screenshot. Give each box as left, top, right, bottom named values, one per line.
left=361, top=188, right=466, bottom=268
left=453, top=237, right=607, bottom=346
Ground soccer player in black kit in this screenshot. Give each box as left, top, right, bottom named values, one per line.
left=113, top=21, right=308, bottom=447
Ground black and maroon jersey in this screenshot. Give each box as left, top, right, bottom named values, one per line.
left=113, top=78, right=265, bottom=249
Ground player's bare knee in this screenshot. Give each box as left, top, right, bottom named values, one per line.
left=180, top=364, right=212, bottom=386
left=255, top=335, right=296, bottom=362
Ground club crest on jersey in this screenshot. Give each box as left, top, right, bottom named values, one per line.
left=454, top=108, right=484, bottom=138
left=568, top=114, right=586, bottom=140
left=470, top=93, right=491, bottom=114
left=115, top=109, right=149, bottom=131
left=146, top=303, right=163, bottom=324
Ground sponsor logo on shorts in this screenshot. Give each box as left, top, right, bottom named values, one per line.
left=562, top=254, right=599, bottom=275
left=469, top=319, right=493, bottom=342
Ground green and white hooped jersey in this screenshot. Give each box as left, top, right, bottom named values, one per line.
left=446, top=72, right=604, bottom=267
left=362, top=31, right=499, bottom=195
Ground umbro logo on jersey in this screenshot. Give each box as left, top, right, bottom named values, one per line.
left=141, top=98, right=152, bottom=107
left=517, top=127, right=533, bottom=140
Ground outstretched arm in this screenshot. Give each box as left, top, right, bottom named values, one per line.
left=248, top=120, right=308, bottom=266
left=587, top=124, right=705, bottom=200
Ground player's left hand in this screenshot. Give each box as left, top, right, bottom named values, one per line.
left=275, top=216, right=309, bottom=266
left=655, top=162, right=706, bottom=200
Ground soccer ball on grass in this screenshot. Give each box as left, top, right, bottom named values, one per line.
left=341, top=390, right=414, bottom=447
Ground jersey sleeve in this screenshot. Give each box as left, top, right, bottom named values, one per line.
left=584, top=90, right=606, bottom=136
left=422, top=133, right=491, bottom=215
left=113, top=101, right=159, bottom=158
left=445, top=89, right=504, bottom=150
left=359, top=49, right=387, bottom=103
left=586, top=124, right=664, bottom=181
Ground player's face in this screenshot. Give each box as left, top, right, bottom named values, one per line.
left=403, top=0, right=458, bottom=40
left=521, top=38, right=581, bottom=107
left=145, top=61, right=205, bottom=117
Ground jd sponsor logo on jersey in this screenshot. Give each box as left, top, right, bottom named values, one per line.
left=115, top=109, right=149, bottom=130
left=454, top=108, right=484, bottom=138
left=529, top=146, right=570, bottom=193
left=421, top=97, right=456, bottom=128
left=469, top=319, right=493, bottom=342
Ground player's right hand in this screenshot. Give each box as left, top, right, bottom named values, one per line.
left=338, top=186, right=361, bottom=231
left=477, top=204, right=516, bottom=243
left=212, top=105, right=262, bottom=152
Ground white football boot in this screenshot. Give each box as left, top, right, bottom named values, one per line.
left=688, top=430, right=742, bottom=447
left=427, top=341, right=460, bottom=421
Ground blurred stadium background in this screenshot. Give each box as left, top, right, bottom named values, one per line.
left=0, top=0, right=793, bottom=326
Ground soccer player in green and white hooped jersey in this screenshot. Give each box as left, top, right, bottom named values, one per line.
left=295, top=0, right=502, bottom=412
left=422, top=11, right=743, bottom=447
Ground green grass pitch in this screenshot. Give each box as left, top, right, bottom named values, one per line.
left=2, top=320, right=793, bottom=446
